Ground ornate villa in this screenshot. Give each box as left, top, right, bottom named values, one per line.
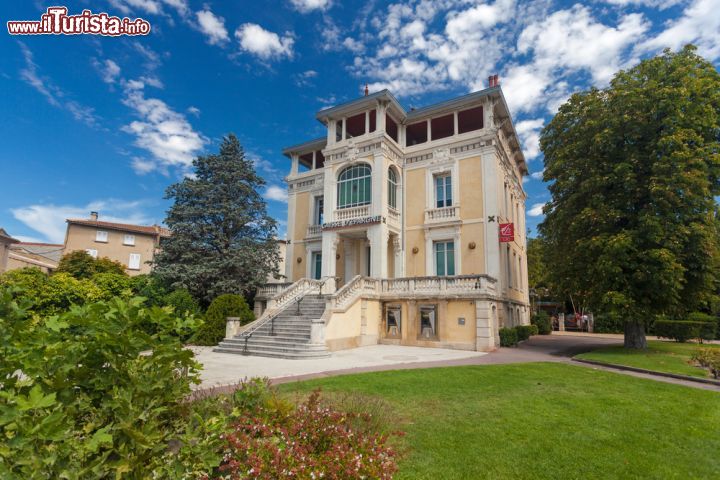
left=218, top=77, right=530, bottom=358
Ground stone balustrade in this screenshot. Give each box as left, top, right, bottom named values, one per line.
left=425, top=205, right=459, bottom=223
left=334, top=205, right=370, bottom=221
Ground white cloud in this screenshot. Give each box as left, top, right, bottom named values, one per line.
left=530, top=170, right=544, bottom=180
left=109, top=0, right=189, bottom=17
left=196, top=8, right=229, bottom=45
left=504, top=5, right=649, bottom=114
left=264, top=185, right=289, bottom=203
left=187, top=106, right=201, bottom=116
left=97, top=59, right=121, bottom=84
left=528, top=203, right=546, bottom=217
left=604, top=0, right=684, bottom=9
left=12, top=200, right=152, bottom=244
left=18, top=42, right=98, bottom=127
left=514, top=118, right=544, bottom=160
left=639, top=0, right=720, bottom=60
left=289, top=0, right=332, bottom=13
left=235, top=23, right=294, bottom=60
left=121, top=81, right=206, bottom=173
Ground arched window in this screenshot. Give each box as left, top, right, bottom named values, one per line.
left=388, top=167, right=398, bottom=209
left=337, top=164, right=372, bottom=208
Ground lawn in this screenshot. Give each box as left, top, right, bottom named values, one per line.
left=575, top=340, right=720, bottom=378
left=279, top=363, right=720, bottom=479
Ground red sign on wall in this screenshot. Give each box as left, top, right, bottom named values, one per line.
left=499, top=223, right=514, bottom=242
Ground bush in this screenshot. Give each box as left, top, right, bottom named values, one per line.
left=499, top=327, right=518, bottom=347
left=128, top=274, right=168, bottom=306
left=163, top=288, right=200, bottom=316
left=92, top=272, right=133, bottom=300
left=691, top=348, right=720, bottom=379
left=593, top=312, right=625, bottom=334
left=218, top=389, right=398, bottom=479
left=516, top=324, right=537, bottom=341
left=654, top=320, right=717, bottom=343
left=55, top=250, right=126, bottom=279
left=193, top=293, right=253, bottom=346
left=531, top=311, right=552, bottom=335
left=0, top=287, right=202, bottom=478
left=687, top=312, right=720, bottom=340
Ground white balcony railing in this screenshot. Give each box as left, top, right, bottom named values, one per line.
left=307, top=224, right=322, bottom=237
left=388, top=207, right=400, bottom=225
left=335, top=204, right=370, bottom=221
left=425, top=205, right=459, bottom=223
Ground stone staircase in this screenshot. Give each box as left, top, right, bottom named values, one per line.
left=215, top=295, right=330, bottom=359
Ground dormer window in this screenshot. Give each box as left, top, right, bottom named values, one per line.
left=458, top=106, right=484, bottom=134
left=431, top=114, right=454, bottom=140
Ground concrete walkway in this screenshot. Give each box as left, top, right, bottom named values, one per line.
left=194, top=334, right=720, bottom=393
left=193, top=344, right=486, bottom=389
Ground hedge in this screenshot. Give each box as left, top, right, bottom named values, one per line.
left=499, top=327, right=518, bottom=347
left=531, top=311, right=552, bottom=335
left=593, top=312, right=625, bottom=334
left=516, top=325, right=537, bottom=342
left=654, top=320, right=717, bottom=343
left=192, top=294, right=254, bottom=346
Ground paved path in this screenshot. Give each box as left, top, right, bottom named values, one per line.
left=194, top=334, right=720, bottom=393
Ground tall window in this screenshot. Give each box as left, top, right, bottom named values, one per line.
left=337, top=164, right=371, bottom=208
left=388, top=168, right=398, bottom=209
left=435, top=173, right=452, bottom=208
left=129, top=253, right=141, bottom=270
left=434, top=241, right=455, bottom=276
left=314, top=196, right=324, bottom=225
left=419, top=305, right=438, bottom=339
left=312, top=252, right=322, bottom=280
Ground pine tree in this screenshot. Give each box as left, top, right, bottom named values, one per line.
left=154, top=134, right=280, bottom=304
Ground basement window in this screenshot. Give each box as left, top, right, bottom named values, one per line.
left=346, top=112, right=366, bottom=138
left=386, top=114, right=399, bottom=143
left=418, top=304, right=438, bottom=340
left=458, top=106, right=484, bottom=134
left=431, top=114, right=454, bottom=140
left=406, top=121, right=428, bottom=146
left=386, top=305, right=402, bottom=338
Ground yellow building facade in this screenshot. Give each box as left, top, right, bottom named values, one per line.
left=246, top=84, right=529, bottom=354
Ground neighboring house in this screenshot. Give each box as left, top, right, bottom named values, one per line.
left=250, top=80, right=530, bottom=354
left=0, top=228, right=19, bottom=273
left=63, top=212, right=170, bottom=276
left=7, top=242, right=63, bottom=273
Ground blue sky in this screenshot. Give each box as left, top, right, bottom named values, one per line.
left=1, top=0, right=719, bottom=243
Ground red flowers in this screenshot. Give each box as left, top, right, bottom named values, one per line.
left=218, top=391, right=398, bottom=479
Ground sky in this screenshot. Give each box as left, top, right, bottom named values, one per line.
left=1, top=0, right=719, bottom=244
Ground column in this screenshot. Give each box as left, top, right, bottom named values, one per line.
left=290, top=154, right=299, bottom=175
left=344, top=239, right=355, bottom=282
left=367, top=227, right=388, bottom=279
left=475, top=300, right=497, bottom=351
left=393, top=235, right=403, bottom=278
left=321, top=231, right=339, bottom=292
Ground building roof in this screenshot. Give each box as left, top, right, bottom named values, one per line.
left=0, top=228, right=19, bottom=244
left=11, top=242, right=64, bottom=264
left=66, top=219, right=171, bottom=237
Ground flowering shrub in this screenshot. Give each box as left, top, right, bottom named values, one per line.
left=218, top=390, right=398, bottom=479
left=691, top=348, right=720, bottom=379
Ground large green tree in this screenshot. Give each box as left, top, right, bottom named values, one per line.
left=539, top=46, right=720, bottom=349
left=154, top=134, right=280, bottom=304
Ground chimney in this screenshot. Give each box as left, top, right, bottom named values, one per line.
left=488, top=75, right=494, bottom=87
left=364, top=83, right=369, bottom=96
left=90, top=211, right=98, bottom=221
left=494, top=74, right=500, bottom=86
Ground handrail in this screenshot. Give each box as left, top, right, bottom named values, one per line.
left=237, top=278, right=324, bottom=348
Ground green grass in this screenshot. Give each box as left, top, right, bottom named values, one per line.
left=576, top=340, right=720, bottom=378
left=279, top=363, right=720, bottom=479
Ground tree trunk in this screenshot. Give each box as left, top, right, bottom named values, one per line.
left=624, top=320, right=647, bottom=349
